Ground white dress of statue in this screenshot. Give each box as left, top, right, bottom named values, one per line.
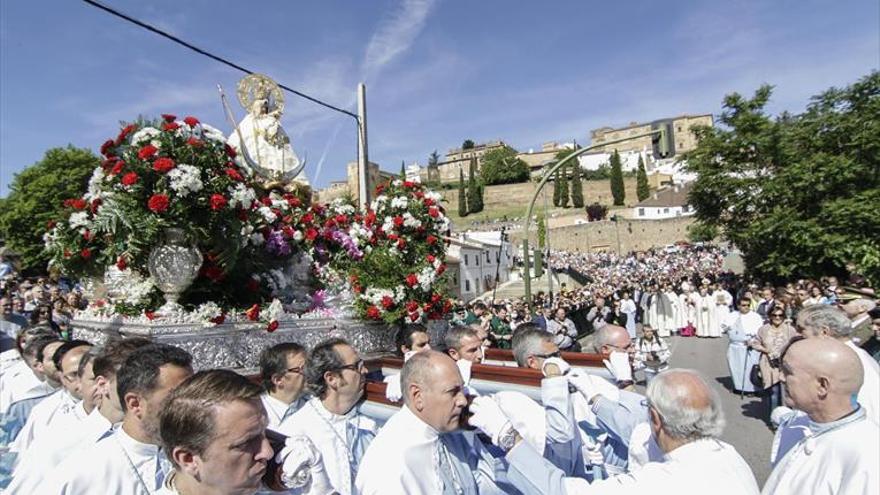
left=226, top=74, right=309, bottom=188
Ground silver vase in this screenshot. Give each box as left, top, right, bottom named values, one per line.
left=148, top=228, right=203, bottom=315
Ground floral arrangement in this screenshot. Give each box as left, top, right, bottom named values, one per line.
left=45, top=115, right=453, bottom=327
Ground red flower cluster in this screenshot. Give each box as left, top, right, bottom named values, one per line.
left=152, top=157, right=175, bottom=173
left=209, top=194, right=227, bottom=211
left=147, top=194, right=169, bottom=213
left=64, top=198, right=88, bottom=210
left=121, top=172, right=139, bottom=186
left=138, top=144, right=158, bottom=160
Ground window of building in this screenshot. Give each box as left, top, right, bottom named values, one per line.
left=464, top=254, right=469, bottom=266
left=465, top=280, right=471, bottom=292
left=678, top=143, right=683, bottom=149
left=476, top=256, right=480, bottom=266
left=638, top=208, right=645, bottom=216
left=677, top=126, right=682, bottom=132
left=485, top=252, right=490, bottom=263
left=663, top=208, right=669, bottom=213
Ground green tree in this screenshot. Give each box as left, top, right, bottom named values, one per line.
left=636, top=154, right=650, bottom=201
left=552, top=170, right=562, bottom=207
left=400, top=160, right=406, bottom=178
left=467, top=158, right=483, bottom=213
left=457, top=168, right=468, bottom=217
left=480, top=146, right=530, bottom=185
left=570, top=162, right=584, bottom=208
left=0, top=146, right=101, bottom=274
left=426, top=150, right=440, bottom=187
left=559, top=165, right=570, bottom=208
left=537, top=213, right=547, bottom=249
left=462, top=139, right=475, bottom=150
left=685, top=72, right=880, bottom=285
left=609, top=150, right=625, bottom=206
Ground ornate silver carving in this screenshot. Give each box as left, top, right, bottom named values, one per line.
left=147, top=228, right=203, bottom=315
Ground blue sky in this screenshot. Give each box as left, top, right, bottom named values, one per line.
left=1, top=0, right=878, bottom=195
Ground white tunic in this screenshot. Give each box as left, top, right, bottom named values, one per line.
left=46, top=425, right=171, bottom=495
left=762, top=409, right=879, bottom=495
left=276, top=397, right=377, bottom=495
left=355, top=404, right=506, bottom=494
left=8, top=388, right=75, bottom=454
left=845, top=340, right=880, bottom=424
left=711, top=290, right=733, bottom=336
left=0, top=359, right=54, bottom=414
left=261, top=393, right=307, bottom=431
left=8, top=406, right=112, bottom=494
left=506, top=437, right=759, bottom=495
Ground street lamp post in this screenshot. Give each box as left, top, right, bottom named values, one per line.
left=522, top=129, right=666, bottom=316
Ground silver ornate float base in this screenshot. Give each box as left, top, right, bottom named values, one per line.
left=71, top=317, right=400, bottom=373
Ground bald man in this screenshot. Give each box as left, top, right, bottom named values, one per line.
left=474, top=368, right=759, bottom=494
left=592, top=324, right=636, bottom=389
left=356, top=351, right=509, bottom=494
left=763, top=338, right=879, bottom=495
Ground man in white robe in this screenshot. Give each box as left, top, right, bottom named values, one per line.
left=45, top=343, right=193, bottom=495
left=0, top=329, right=56, bottom=415
left=709, top=283, right=732, bottom=338
left=7, top=343, right=98, bottom=493
left=473, top=368, right=760, bottom=495
left=355, top=351, right=509, bottom=494
left=793, top=304, right=880, bottom=424
left=8, top=339, right=70, bottom=453
left=277, top=338, right=376, bottom=495
left=723, top=300, right=763, bottom=393
left=258, top=342, right=309, bottom=431
left=694, top=286, right=714, bottom=337
left=677, top=284, right=697, bottom=334
left=763, top=337, right=879, bottom=494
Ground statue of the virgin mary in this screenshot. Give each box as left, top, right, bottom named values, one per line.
left=226, top=74, right=310, bottom=193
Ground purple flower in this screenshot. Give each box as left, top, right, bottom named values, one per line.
left=265, top=230, right=291, bottom=257
left=309, top=289, right=327, bottom=310
left=330, top=229, right=363, bottom=261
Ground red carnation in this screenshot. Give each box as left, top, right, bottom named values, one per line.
left=427, top=235, right=438, bottom=245
left=152, top=157, right=175, bottom=173
left=90, top=198, right=102, bottom=213
left=305, top=228, right=318, bottom=241
left=286, top=196, right=302, bottom=208
left=405, top=273, right=419, bottom=287
left=225, top=144, right=237, bottom=158
left=410, top=313, right=420, bottom=322
left=397, top=238, right=406, bottom=250
left=161, top=113, right=177, bottom=122
left=162, top=121, right=180, bottom=132
left=110, top=161, right=125, bottom=175
left=80, top=248, right=92, bottom=259
left=403, top=180, right=414, bottom=188
left=406, top=300, right=420, bottom=313
left=424, top=198, right=435, bottom=207
left=225, top=167, right=244, bottom=182
left=138, top=144, right=158, bottom=160
left=427, top=254, right=436, bottom=263
left=145, top=311, right=156, bottom=321
left=260, top=196, right=272, bottom=207
left=428, top=206, right=440, bottom=218
left=375, top=184, right=385, bottom=195
left=69, top=198, right=87, bottom=210
left=211, top=314, right=226, bottom=325
left=381, top=296, right=395, bottom=310
left=366, top=306, right=381, bottom=320
left=431, top=293, right=442, bottom=303
left=187, top=136, right=203, bottom=147
left=210, top=194, right=227, bottom=211
left=47, top=220, right=56, bottom=229
left=116, top=256, right=127, bottom=271
left=436, top=264, right=447, bottom=275
left=100, top=139, right=115, bottom=156
left=121, top=172, right=139, bottom=186
left=393, top=216, right=404, bottom=228
left=245, top=304, right=260, bottom=321
left=267, top=320, right=279, bottom=333
left=147, top=194, right=170, bottom=213
left=82, top=230, right=92, bottom=241
left=335, top=214, right=347, bottom=225
left=365, top=211, right=376, bottom=227
left=118, top=124, right=137, bottom=142
left=183, top=116, right=200, bottom=127
left=301, top=212, right=314, bottom=224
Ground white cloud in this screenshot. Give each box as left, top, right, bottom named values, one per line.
left=362, top=0, right=438, bottom=83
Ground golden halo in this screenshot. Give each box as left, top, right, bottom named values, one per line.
left=236, top=73, right=285, bottom=114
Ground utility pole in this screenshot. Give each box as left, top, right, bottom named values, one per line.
left=357, top=83, right=370, bottom=210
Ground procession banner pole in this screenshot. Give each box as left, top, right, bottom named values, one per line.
left=357, top=83, right=370, bottom=210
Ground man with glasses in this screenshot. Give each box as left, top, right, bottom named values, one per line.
left=278, top=338, right=377, bottom=495
left=258, top=342, right=309, bottom=431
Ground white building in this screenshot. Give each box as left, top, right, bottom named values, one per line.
left=444, top=231, right=514, bottom=302
left=578, top=148, right=650, bottom=172
left=632, top=182, right=695, bottom=220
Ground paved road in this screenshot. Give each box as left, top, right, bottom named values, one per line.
left=664, top=335, right=775, bottom=485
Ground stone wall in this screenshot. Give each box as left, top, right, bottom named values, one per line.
left=509, top=216, right=696, bottom=254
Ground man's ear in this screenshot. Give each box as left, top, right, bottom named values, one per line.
left=408, top=383, right=424, bottom=411
left=172, top=446, right=199, bottom=478
left=124, top=392, right=142, bottom=416
left=95, top=375, right=111, bottom=397
left=323, top=370, right=339, bottom=391
left=271, top=372, right=285, bottom=391
left=448, top=348, right=460, bottom=361
left=817, top=375, right=831, bottom=398
left=649, top=407, right=663, bottom=432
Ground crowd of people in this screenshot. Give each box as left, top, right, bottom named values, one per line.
left=1, top=245, right=878, bottom=494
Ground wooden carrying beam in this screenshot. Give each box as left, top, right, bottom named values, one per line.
left=483, top=348, right=605, bottom=367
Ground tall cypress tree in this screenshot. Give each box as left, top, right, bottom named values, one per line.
left=610, top=150, right=625, bottom=206
left=570, top=162, right=584, bottom=208
left=400, top=160, right=406, bottom=179
left=552, top=170, right=562, bottom=207
left=458, top=168, right=468, bottom=216
left=636, top=154, right=650, bottom=201
left=560, top=165, right=570, bottom=208
left=467, top=158, right=483, bottom=213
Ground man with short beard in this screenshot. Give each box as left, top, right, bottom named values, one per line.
left=47, top=343, right=193, bottom=495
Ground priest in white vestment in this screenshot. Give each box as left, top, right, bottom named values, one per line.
left=694, top=286, right=715, bottom=337
left=8, top=340, right=70, bottom=453
left=476, top=369, right=760, bottom=495
left=723, top=301, right=763, bottom=393
left=710, top=284, right=733, bottom=337
left=762, top=337, right=879, bottom=495
left=276, top=339, right=376, bottom=495
left=355, top=351, right=509, bottom=494
left=45, top=343, right=193, bottom=495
